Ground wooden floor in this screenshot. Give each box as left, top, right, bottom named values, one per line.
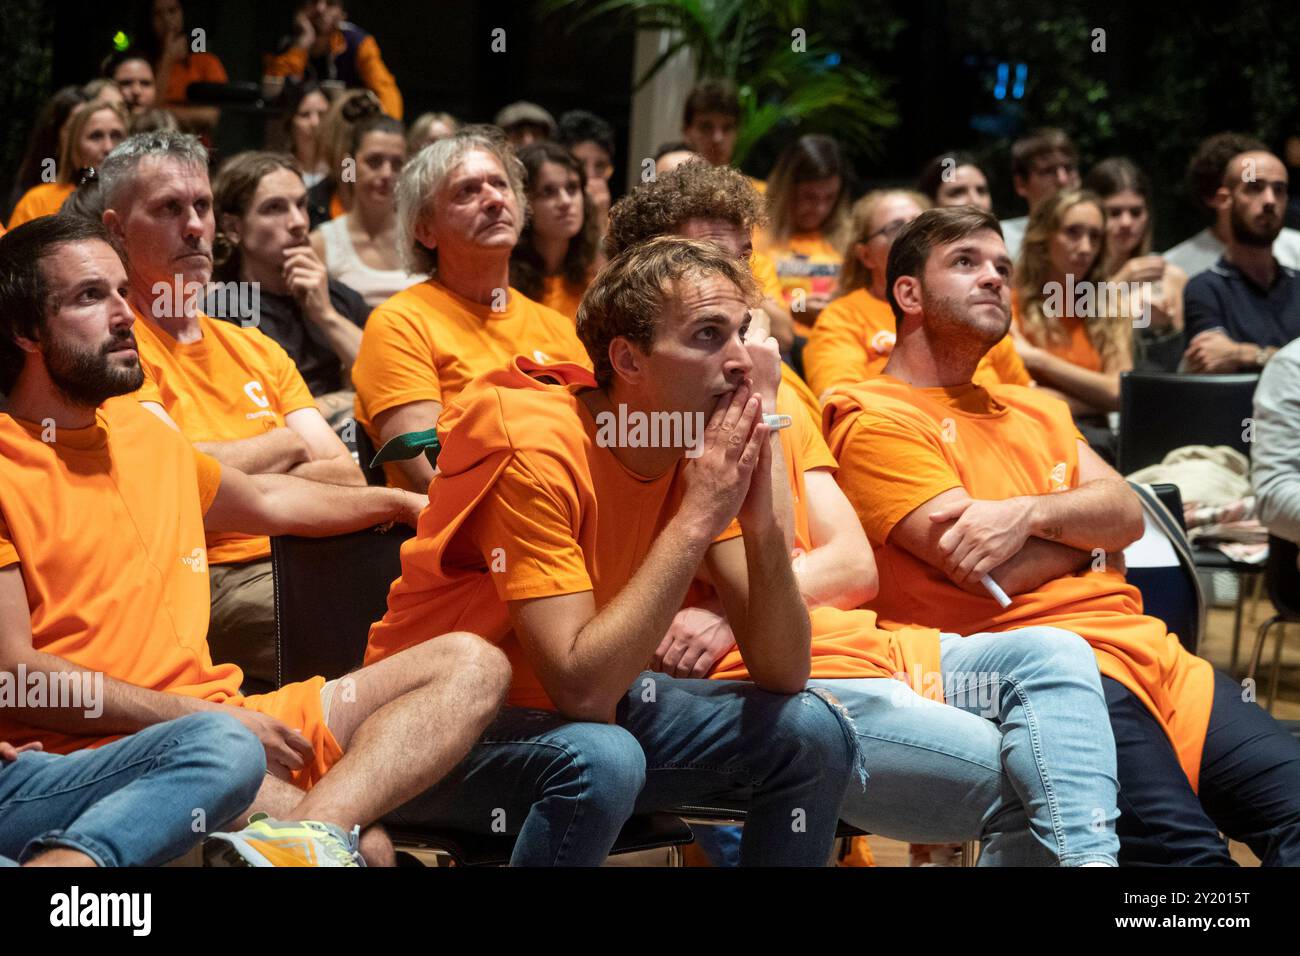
left=609, top=586, right=1299, bottom=867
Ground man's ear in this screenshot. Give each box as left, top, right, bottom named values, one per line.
left=1211, top=185, right=1233, bottom=214
left=608, top=337, right=645, bottom=386
left=1012, top=175, right=1029, bottom=201
left=892, top=274, right=924, bottom=319
left=102, top=207, right=124, bottom=243
left=413, top=216, right=438, bottom=252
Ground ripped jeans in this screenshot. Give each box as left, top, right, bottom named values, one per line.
left=385, top=673, right=859, bottom=866
left=812, top=626, right=1120, bottom=866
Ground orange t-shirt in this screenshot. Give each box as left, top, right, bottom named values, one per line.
left=706, top=382, right=942, bottom=687
left=756, top=230, right=843, bottom=336
left=162, top=52, right=228, bottom=103
left=540, top=274, right=587, bottom=321
left=749, top=250, right=783, bottom=302
left=806, top=288, right=1031, bottom=398
left=132, top=310, right=317, bottom=565
left=0, top=398, right=341, bottom=786
left=1013, top=296, right=1104, bottom=372
left=352, top=280, right=593, bottom=490
left=364, top=357, right=741, bottom=710
left=8, top=183, right=76, bottom=229
left=823, top=376, right=1215, bottom=789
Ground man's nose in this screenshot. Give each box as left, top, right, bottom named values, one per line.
left=287, top=203, right=309, bottom=232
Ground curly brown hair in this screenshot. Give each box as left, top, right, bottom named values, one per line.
left=604, top=160, right=766, bottom=258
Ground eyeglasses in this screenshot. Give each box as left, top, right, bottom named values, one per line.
left=865, top=218, right=908, bottom=242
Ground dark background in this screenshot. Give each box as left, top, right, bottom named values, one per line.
left=3, top=0, right=1297, bottom=248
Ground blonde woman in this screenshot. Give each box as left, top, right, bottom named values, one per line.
left=8, top=101, right=127, bottom=228
left=1013, top=189, right=1132, bottom=460
left=756, top=134, right=852, bottom=334
left=806, top=189, right=1029, bottom=399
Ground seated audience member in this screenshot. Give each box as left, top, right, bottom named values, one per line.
left=1166, top=132, right=1300, bottom=277
left=0, top=215, right=509, bottom=867
left=654, top=141, right=696, bottom=176
left=756, top=134, right=851, bottom=334
left=1013, top=189, right=1131, bottom=460
left=917, top=150, right=993, bottom=212
left=806, top=189, right=1029, bottom=399
left=825, top=206, right=1300, bottom=865
left=144, top=0, right=228, bottom=134
left=1183, top=148, right=1300, bottom=373
left=307, top=89, right=382, bottom=227
left=407, top=111, right=458, bottom=153
left=1000, top=127, right=1081, bottom=262
left=309, top=114, right=420, bottom=307
left=2, top=715, right=263, bottom=867
left=1253, top=337, right=1300, bottom=544
left=1083, top=158, right=1188, bottom=373
left=680, top=80, right=751, bottom=178
left=104, top=50, right=158, bottom=117
left=212, top=151, right=369, bottom=423
left=8, top=101, right=127, bottom=229
left=352, top=126, right=591, bottom=491
left=603, top=160, right=803, bottom=397
left=558, top=109, right=616, bottom=240
left=605, top=188, right=1120, bottom=866
left=494, top=101, right=556, bottom=148
left=264, top=0, right=403, bottom=119
left=99, top=131, right=366, bottom=693
left=279, top=82, right=331, bottom=188
left=5, top=87, right=88, bottom=224
left=364, top=237, right=857, bottom=866
left=509, top=142, right=599, bottom=322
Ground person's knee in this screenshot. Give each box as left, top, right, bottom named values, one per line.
left=172, top=712, right=266, bottom=805
left=552, top=724, right=646, bottom=805
left=432, top=631, right=512, bottom=703
left=767, top=689, right=860, bottom=784
left=1003, top=626, right=1100, bottom=680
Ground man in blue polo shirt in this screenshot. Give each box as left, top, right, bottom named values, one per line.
left=1184, top=149, right=1300, bottom=372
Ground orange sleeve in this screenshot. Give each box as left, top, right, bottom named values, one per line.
left=353, top=308, right=444, bottom=416
left=989, top=335, right=1032, bottom=386
left=8, top=188, right=49, bottom=230
left=462, top=454, right=593, bottom=601
left=263, top=45, right=307, bottom=79
left=193, top=449, right=223, bottom=515
left=355, top=35, right=403, bottom=119
left=804, top=300, right=873, bottom=398
left=793, top=398, right=837, bottom=472
left=834, top=413, right=963, bottom=544
left=0, top=511, right=17, bottom=568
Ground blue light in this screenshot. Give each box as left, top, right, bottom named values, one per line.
left=824, top=52, right=841, bottom=67
left=1012, top=63, right=1027, bottom=99
left=994, top=62, right=1008, bottom=100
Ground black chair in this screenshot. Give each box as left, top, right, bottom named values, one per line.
left=1246, top=535, right=1300, bottom=711
left=1118, top=371, right=1263, bottom=670
left=269, top=526, right=694, bottom=865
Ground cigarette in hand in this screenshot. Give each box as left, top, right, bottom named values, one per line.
left=981, top=573, right=1012, bottom=608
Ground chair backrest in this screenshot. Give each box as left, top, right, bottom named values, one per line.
left=1125, top=481, right=1204, bottom=655
left=270, top=525, right=414, bottom=687
left=1117, top=371, right=1259, bottom=475
left=353, top=424, right=388, bottom=486
left=1266, top=533, right=1300, bottom=621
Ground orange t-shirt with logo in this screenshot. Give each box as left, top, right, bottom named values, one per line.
left=706, top=382, right=942, bottom=687
left=805, top=288, right=1031, bottom=398
left=8, top=183, right=76, bottom=229
left=163, top=52, right=228, bottom=104
left=352, top=280, right=593, bottom=490
left=540, top=274, right=588, bottom=321
left=0, top=397, right=341, bottom=787
left=364, top=357, right=743, bottom=709
left=132, top=310, right=317, bottom=565
left=756, top=230, right=843, bottom=336
left=824, top=376, right=1215, bottom=788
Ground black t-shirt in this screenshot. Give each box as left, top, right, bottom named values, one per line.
left=210, top=279, right=369, bottom=396
left=1184, top=256, right=1300, bottom=351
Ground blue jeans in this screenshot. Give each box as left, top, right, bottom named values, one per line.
left=0, top=712, right=265, bottom=867
left=387, top=674, right=859, bottom=866
left=812, top=626, right=1120, bottom=866
left=1107, top=670, right=1300, bottom=865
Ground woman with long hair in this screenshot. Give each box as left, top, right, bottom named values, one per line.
left=4, top=86, right=87, bottom=223
left=916, top=150, right=993, bottom=212
left=309, top=114, right=420, bottom=307
left=756, top=133, right=852, bottom=334
left=1083, top=157, right=1188, bottom=372
left=1014, top=188, right=1132, bottom=458
left=8, top=101, right=127, bottom=229
left=509, top=142, right=599, bottom=320
left=277, top=82, right=331, bottom=188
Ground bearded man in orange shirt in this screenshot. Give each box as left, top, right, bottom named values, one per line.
left=826, top=205, right=1300, bottom=865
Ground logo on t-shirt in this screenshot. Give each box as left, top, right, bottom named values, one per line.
left=1050, top=461, right=1068, bottom=490
left=533, top=350, right=551, bottom=364
left=181, top=547, right=207, bottom=573
left=243, top=380, right=270, bottom=409
left=870, top=330, right=896, bottom=355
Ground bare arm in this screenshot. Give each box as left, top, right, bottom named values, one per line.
left=202, top=464, right=424, bottom=537
left=1019, top=348, right=1124, bottom=412
left=795, top=468, right=878, bottom=608
left=372, top=400, right=442, bottom=490
left=283, top=407, right=365, bottom=486
left=194, top=428, right=310, bottom=474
